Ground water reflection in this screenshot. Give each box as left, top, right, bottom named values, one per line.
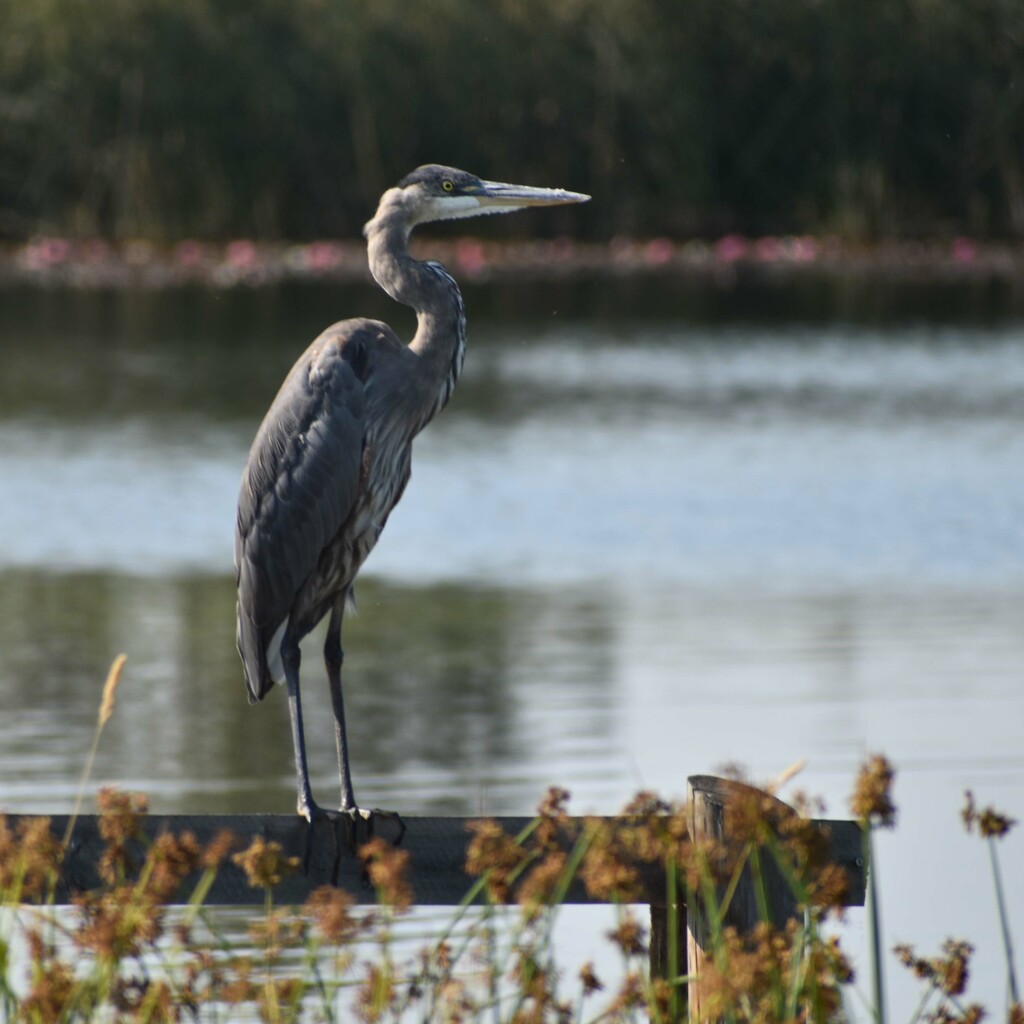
left=0, top=571, right=624, bottom=815
left=4, top=567, right=1021, bottom=826
left=3, top=276, right=1024, bottom=425
left=1, top=279, right=1022, bottom=1013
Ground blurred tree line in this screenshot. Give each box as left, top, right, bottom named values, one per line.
left=1, top=0, right=1022, bottom=242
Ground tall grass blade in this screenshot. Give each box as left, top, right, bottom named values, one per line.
left=865, top=826, right=886, bottom=1024
left=63, top=654, right=127, bottom=848
left=988, top=839, right=1020, bottom=1006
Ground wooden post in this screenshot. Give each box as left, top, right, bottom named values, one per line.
left=649, top=777, right=804, bottom=1022
left=649, top=900, right=688, bottom=1021
left=684, top=775, right=865, bottom=1022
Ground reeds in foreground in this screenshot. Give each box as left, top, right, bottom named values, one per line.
left=0, top=663, right=1020, bottom=1023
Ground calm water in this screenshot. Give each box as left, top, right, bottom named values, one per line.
left=1, top=278, right=1022, bottom=1015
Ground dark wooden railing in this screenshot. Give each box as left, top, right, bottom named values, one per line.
left=7, top=774, right=866, bottom=1021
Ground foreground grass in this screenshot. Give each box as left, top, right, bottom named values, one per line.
left=0, top=661, right=1019, bottom=1022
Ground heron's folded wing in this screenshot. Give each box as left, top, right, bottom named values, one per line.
left=235, top=328, right=370, bottom=658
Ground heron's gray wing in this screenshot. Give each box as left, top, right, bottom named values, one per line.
left=235, top=321, right=378, bottom=701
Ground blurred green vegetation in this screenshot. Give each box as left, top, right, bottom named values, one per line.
left=1, top=0, right=1022, bottom=242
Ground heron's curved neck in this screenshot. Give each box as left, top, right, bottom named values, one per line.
left=365, top=206, right=466, bottom=422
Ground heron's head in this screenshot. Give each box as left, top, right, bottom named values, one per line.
left=367, top=164, right=589, bottom=234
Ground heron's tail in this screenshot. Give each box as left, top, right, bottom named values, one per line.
left=236, top=604, right=276, bottom=704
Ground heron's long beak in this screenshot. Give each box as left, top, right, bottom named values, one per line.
left=473, top=180, right=591, bottom=209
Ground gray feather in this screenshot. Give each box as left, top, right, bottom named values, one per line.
left=235, top=319, right=382, bottom=701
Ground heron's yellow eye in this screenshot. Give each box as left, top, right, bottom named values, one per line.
left=442, top=180, right=455, bottom=192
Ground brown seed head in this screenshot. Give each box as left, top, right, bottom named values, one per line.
left=648, top=977, right=675, bottom=1021
left=111, top=977, right=176, bottom=1021
left=96, top=788, right=148, bottom=883
left=578, top=960, right=603, bottom=997
left=621, top=791, right=671, bottom=819
left=851, top=754, right=897, bottom=828
left=518, top=850, right=568, bottom=918
left=465, top=819, right=525, bottom=904
left=537, top=786, right=571, bottom=820
left=534, top=786, right=572, bottom=852
left=258, top=977, right=305, bottom=1020
left=579, top=819, right=642, bottom=902
left=694, top=920, right=850, bottom=1018
left=934, top=938, right=973, bottom=996
left=201, top=829, right=237, bottom=870
left=606, top=911, right=647, bottom=958
left=681, top=835, right=733, bottom=895
left=356, top=961, right=396, bottom=1023
left=146, top=830, right=201, bottom=903
left=219, top=957, right=257, bottom=1005
left=73, top=884, right=163, bottom=962
left=98, top=653, right=127, bottom=728
left=231, top=836, right=300, bottom=890
left=96, top=788, right=148, bottom=840
left=433, top=975, right=474, bottom=1022
left=509, top=944, right=570, bottom=1020
left=895, top=942, right=934, bottom=981
left=809, top=861, right=851, bottom=912
left=608, top=971, right=645, bottom=1014
left=722, top=785, right=786, bottom=846
left=19, top=958, right=78, bottom=1021
left=248, top=907, right=307, bottom=957
left=896, top=938, right=974, bottom=997
left=359, top=837, right=413, bottom=910
left=716, top=761, right=750, bottom=783
left=962, top=790, right=1016, bottom=839
left=618, top=791, right=688, bottom=866
left=773, top=813, right=839, bottom=909
left=305, top=885, right=360, bottom=944
left=0, top=816, right=64, bottom=901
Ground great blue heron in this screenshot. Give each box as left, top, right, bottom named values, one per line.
left=235, top=165, right=589, bottom=834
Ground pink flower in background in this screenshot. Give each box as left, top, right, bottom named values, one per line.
left=174, top=240, right=208, bottom=266
left=644, top=237, right=675, bottom=266
left=81, top=239, right=112, bottom=263
left=302, top=241, right=343, bottom=272
left=225, top=240, right=259, bottom=268
left=23, top=237, right=72, bottom=268
left=714, top=234, right=748, bottom=262
left=951, top=237, right=977, bottom=263
left=754, top=236, right=783, bottom=261
left=455, top=239, right=487, bottom=277
left=789, top=236, right=819, bottom=262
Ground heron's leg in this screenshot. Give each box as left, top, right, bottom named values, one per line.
left=325, top=598, right=406, bottom=854
left=282, top=634, right=318, bottom=821
left=325, top=600, right=358, bottom=812
left=284, top=635, right=343, bottom=875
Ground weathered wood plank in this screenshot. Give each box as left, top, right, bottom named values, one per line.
left=5, top=805, right=864, bottom=910
left=683, top=775, right=866, bottom=1023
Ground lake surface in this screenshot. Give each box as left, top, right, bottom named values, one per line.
left=0, top=277, right=1022, bottom=1016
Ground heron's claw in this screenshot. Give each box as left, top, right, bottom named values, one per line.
left=299, top=805, right=404, bottom=883
left=363, top=807, right=406, bottom=848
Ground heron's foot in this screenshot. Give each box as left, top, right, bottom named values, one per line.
left=298, top=804, right=405, bottom=881
left=297, top=801, right=350, bottom=878
left=359, top=806, right=406, bottom=848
